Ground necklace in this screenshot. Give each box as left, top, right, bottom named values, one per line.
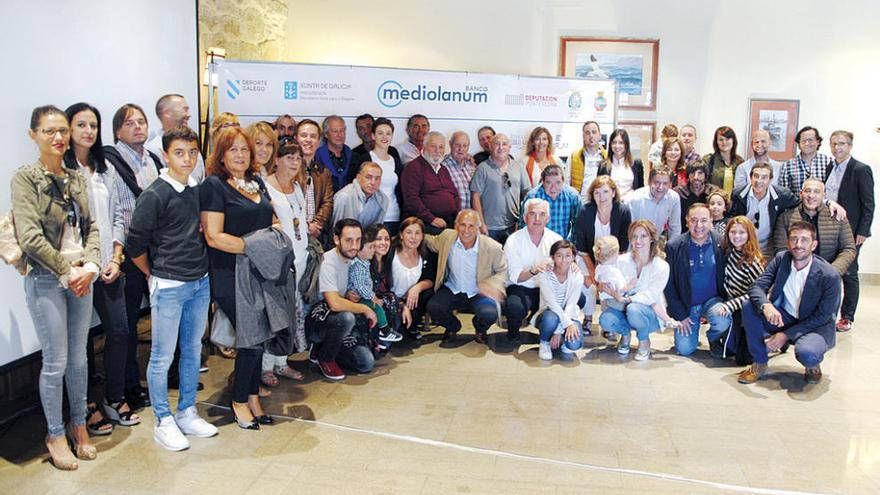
left=231, top=176, right=260, bottom=194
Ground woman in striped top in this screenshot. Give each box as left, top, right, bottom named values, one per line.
left=534, top=240, right=584, bottom=362
left=712, top=216, right=765, bottom=361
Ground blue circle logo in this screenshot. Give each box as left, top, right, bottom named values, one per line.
left=377, top=80, right=404, bottom=108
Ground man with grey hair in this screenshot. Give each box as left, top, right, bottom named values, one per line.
left=471, top=133, right=530, bottom=245
left=502, top=198, right=564, bottom=342
left=332, top=162, right=388, bottom=227
left=734, top=129, right=782, bottom=189
left=424, top=209, right=508, bottom=346
left=442, top=131, right=477, bottom=210
left=145, top=94, right=205, bottom=182
left=400, top=131, right=460, bottom=234
left=520, top=164, right=581, bottom=239
left=317, top=115, right=353, bottom=191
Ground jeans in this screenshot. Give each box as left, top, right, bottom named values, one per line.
left=504, top=285, right=539, bottom=336
left=121, top=259, right=147, bottom=390
left=337, top=344, right=375, bottom=373
left=841, top=244, right=861, bottom=321
left=536, top=310, right=583, bottom=352
left=599, top=303, right=659, bottom=341
left=673, top=297, right=732, bottom=356
left=426, top=287, right=499, bottom=334
left=487, top=229, right=510, bottom=246
left=24, top=267, right=93, bottom=438
left=741, top=300, right=829, bottom=367
left=308, top=311, right=356, bottom=362
left=91, top=277, right=129, bottom=402
left=146, top=277, right=211, bottom=419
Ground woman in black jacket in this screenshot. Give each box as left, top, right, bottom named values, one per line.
left=598, top=129, right=644, bottom=199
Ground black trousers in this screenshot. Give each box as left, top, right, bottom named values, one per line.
left=504, top=285, right=540, bottom=335
left=121, top=259, right=148, bottom=391
left=399, top=288, right=434, bottom=333
left=92, top=277, right=130, bottom=402
left=426, top=287, right=499, bottom=334
left=841, top=243, right=861, bottom=321
left=216, top=293, right=263, bottom=403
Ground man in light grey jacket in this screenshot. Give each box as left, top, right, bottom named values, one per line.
left=331, top=162, right=387, bottom=227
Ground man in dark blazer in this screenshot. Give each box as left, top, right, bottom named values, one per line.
left=824, top=130, right=874, bottom=332
left=729, top=162, right=798, bottom=259
left=737, top=221, right=841, bottom=385
left=664, top=203, right=731, bottom=357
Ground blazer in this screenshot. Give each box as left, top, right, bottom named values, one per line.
left=772, top=206, right=856, bottom=276
left=826, top=157, right=874, bottom=238
left=424, top=229, right=508, bottom=300
left=664, top=230, right=727, bottom=321
left=729, top=183, right=799, bottom=236
left=597, top=159, right=645, bottom=191
left=572, top=201, right=631, bottom=264
left=747, top=251, right=840, bottom=348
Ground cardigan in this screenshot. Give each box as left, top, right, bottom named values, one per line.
left=572, top=202, right=631, bottom=264
left=400, top=155, right=459, bottom=225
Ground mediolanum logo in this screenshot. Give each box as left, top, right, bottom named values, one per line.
left=377, top=80, right=488, bottom=108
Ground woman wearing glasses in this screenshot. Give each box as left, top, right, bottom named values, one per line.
left=12, top=105, right=102, bottom=469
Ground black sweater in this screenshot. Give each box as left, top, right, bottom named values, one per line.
left=126, top=178, right=208, bottom=281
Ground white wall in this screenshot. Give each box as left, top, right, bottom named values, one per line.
left=0, top=0, right=199, bottom=366
left=285, top=0, right=880, bottom=268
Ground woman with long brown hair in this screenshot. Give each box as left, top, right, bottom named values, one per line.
left=519, top=126, right=559, bottom=188
left=660, top=137, right=688, bottom=187
left=598, top=128, right=644, bottom=199
left=702, top=126, right=744, bottom=193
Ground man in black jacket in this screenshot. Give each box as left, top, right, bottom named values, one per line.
left=824, top=130, right=875, bottom=332
left=729, top=162, right=798, bottom=259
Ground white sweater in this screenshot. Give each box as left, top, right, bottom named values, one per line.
left=532, top=268, right=584, bottom=333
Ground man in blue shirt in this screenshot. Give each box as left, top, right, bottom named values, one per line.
left=664, top=203, right=731, bottom=357
left=520, top=165, right=581, bottom=239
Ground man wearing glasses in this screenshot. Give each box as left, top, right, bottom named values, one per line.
left=470, top=133, right=530, bottom=245
left=729, top=162, right=798, bottom=259
left=778, top=126, right=833, bottom=194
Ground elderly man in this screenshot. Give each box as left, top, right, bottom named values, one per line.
left=729, top=162, right=798, bottom=257
left=520, top=165, right=581, bottom=239
left=425, top=210, right=508, bottom=346
left=442, top=131, right=477, bottom=209
left=681, top=124, right=701, bottom=165
left=316, top=115, right=353, bottom=191
left=778, top=126, right=832, bottom=194
left=473, top=126, right=496, bottom=165
left=566, top=121, right=606, bottom=201
left=274, top=114, right=297, bottom=140
left=734, top=129, right=781, bottom=189
left=674, top=161, right=718, bottom=233
left=351, top=113, right=375, bottom=156
left=397, top=114, right=430, bottom=165
left=331, top=162, right=387, bottom=227
left=145, top=94, right=205, bottom=182
left=626, top=166, right=682, bottom=238
left=503, top=198, right=563, bottom=342
left=665, top=204, right=731, bottom=358
left=400, top=131, right=459, bottom=234
left=470, top=133, right=530, bottom=245
left=824, top=130, right=874, bottom=332
left=737, top=221, right=840, bottom=385
left=772, top=177, right=855, bottom=276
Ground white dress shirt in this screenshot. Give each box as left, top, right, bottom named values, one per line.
left=746, top=188, right=772, bottom=248
left=503, top=227, right=563, bottom=289
left=782, top=258, right=813, bottom=318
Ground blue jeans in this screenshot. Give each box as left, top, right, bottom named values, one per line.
left=536, top=310, right=583, bottom=352
left=487, top=229, right=510, bottom=245
left=674, top=297, right=731, bottom=356
left=24, top=267, right=93, bottom=438
left=146, top=276, right=211, bottom=419
left=741, top=300, right=829, bottom=367
left=599, top=303, right=660, bottom=341
left=337, top=344, right=375, bottom=373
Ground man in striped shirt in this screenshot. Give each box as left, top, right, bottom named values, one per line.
left=778, top=126, right=832, bottom=194
left=441, top=131, right=476, bottom=210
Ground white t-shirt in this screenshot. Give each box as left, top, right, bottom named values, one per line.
left=371, top=151, right=400, bottom=222
left=594, top=215, right=611, bottom=239
left=266, top=180, right=309, bottom=285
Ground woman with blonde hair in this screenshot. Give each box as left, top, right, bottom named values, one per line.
left=247, top=121, right=279, bottom=176
left=209, top=112, right=240, bottom=150
left=520, top=126, right=559, bottom=187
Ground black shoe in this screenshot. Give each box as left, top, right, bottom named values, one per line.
left=231, top=403, right=259, bottom=430
left=506, top=330, right=520, bottom=343
left=254, top=415, right=275, bottom=425
left=709, top=339, right=725, bottom=359
left=474, top=332, right=488, bottom=345
left=439, top=330, right=459, bottom=349
left=125, top=385, right=150, bottom=409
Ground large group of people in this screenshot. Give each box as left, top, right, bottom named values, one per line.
left=10, top=95, right=874, bottom=469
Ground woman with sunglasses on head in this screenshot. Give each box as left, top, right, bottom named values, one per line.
left=12, top=105, right=102, bottom=469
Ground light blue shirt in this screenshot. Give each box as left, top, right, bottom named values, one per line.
left=445, top=236, right=480, bottom=297
left=734, top=157, right=781, bottom=190
left=825, top=157, right=850, bottom=203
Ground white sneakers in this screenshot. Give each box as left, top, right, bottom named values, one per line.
left=155, top=407, right=218, bottom=451
left=538, top=342, right=553, bottom=361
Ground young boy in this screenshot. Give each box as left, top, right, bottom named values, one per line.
left=347, top=226, right=403, bottom=345
left=126, top=126, right=217, bottom=451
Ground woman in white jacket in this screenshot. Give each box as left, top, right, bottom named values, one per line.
left=534, top=240, right=584, bottom=361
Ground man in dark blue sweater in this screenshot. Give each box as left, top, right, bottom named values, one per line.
left=126, top=126, right=217, bottom=451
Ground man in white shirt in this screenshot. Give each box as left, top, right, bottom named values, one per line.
left=626, top=166, right=682, bottom=238
left=738, top=221, right=841, bottom=385
left=729, top=163, right=798, bottom=258
left=145, top=94, right=205, bottom=182
left=734, top=129, right=781, bottom=189
left=503, top=198, right=563, bottom=342
left=397, top=114, right=430, bottom=165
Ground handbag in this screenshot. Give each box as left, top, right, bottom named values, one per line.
left=0, top=211, right=28, bottom=275
left=209, top=306, right=236, bottom=349
left=298, top=235, right=324, bottom=304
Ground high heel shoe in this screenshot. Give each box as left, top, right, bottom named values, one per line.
left=66, top=424, right=97, bottom=460
left=231, top=402, right=259, bottom=430
left=45, top=435, right=78, bottom=470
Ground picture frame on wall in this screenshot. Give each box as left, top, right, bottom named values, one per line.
left=746, top=98, right=800, bottom=161
left=618, top=120, right=656, bottom=183
left=559, top=37, right=659, bottom=111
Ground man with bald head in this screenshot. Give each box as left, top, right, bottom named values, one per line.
left=331, top=162, right=388, bottom=227
left=401, top=131, right=460, bottom=234
left=424, top=209, right=508, bottom=346
left=470, top=133, right=530, bottom=245
left=442, top=131, right=477, bottom=210
left=146, top=94, right=205, bottom=182
left=734, top=129, right=782, bottom=189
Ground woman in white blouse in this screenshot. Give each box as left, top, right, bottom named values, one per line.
left=598, top=129, right=644, bottom=200
left=350, top=117, right=404, bottom=235
left=261, top=141, right=309, bottom=386
left=534, top=240, right=584, bottom=361
left=597, top=220, right=672, bottom=361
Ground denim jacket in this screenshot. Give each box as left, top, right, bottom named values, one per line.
left=11, top=161, right=101, bottom=277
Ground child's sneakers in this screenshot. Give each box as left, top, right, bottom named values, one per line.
left=377, top=326, right=403, bottom=343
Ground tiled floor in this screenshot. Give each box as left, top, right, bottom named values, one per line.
left=2, top=288, right=880, bottom=494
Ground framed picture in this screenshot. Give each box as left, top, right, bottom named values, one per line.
left=746, top=98, right=800, bottom=161
left=619, top=120, right=656, bottom=184
left=559, top=37, right=659, bottom=111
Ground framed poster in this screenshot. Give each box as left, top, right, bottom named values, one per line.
left=618, top=120, right=656, bottom=168
left=746, top=98, right=800, bottom=161
left=559, top=37, right=659, bottom=111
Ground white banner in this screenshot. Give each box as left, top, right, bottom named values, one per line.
left=216, top=60, right=617, bottom=157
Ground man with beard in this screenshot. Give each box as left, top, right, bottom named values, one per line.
left=400, top=131, right=459, bottom=234
left=674, top=162, right=718, bottom=234
left=734, top=129, right=781, bottom=189
left=274, top=114, right=297, bottom=141
left=737, top=221, right=840, bottom=385
left=729, top=162, right=798, bottom=258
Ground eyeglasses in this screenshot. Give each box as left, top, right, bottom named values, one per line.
left=501, top=172, right=511, bottom=189
left=40, top=128, right=70, bottom=137
left=752, top=212, right=760, bottom=230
